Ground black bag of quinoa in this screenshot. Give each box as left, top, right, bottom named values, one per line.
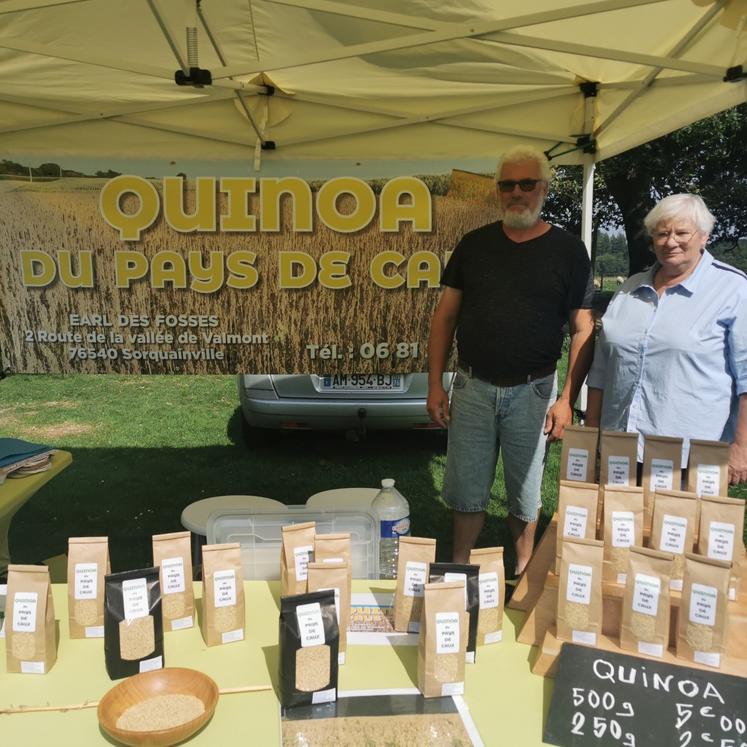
left=104, top=567, right=164, bottom=680
left=279, top=589, right=339, bottom=709
left=428, top=562, right=480, bottom=662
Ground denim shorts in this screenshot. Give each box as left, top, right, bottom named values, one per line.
left=442, top=367, right=557, bottom=522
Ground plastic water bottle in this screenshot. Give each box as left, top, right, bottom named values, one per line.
left=372, top=478, right=410, bottom=579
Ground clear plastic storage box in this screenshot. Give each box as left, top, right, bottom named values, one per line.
left=206, top=506, right=379, bottom=580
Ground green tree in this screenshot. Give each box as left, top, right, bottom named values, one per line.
left=544, top=104, right=747, bottom=276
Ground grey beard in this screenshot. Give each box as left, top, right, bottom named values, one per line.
left=502, top=201, right=543, bottom=229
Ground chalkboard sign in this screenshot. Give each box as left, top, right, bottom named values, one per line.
left=544, top=643, right=747, bottom=747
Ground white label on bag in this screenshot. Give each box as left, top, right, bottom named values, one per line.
left=170, top=616, right=193, bottom=631
left=294, top=545, right=313, bottom=581
left=213, top=570, right=237, bottom=608
left=221, top=628, right=244, bottom=644
left=436, top=611, right=460, bottom=654
left=74, top=563, right=98, bottom=600
left=696, top=464, right=721, bottom=497
left=478, top=572, right=499, bottom=609
left=444, top=572, right=468, bottom=609
left=694, top=651, right=721, bottom=668
left=632, top=573, right=661, bottom=616
left=566, top=564, right=592, bottom=605
left=139, top=655, right=163, bottom=673
left=320, top=587, right=341, bottom=626
left=638, top=641, right=664, bottom=658
left=612, top=511, right=635, bottom=548
left=563, top=506, right=588, bottom=539
left=650, top=459, right=674, bottom=491
left=12, top=592, right=38, bottom=633
left=670, top=579, right=684, bottom=591
left=689, top=583, right=717, bottom=627
left=707, top=521, right=735, bottom=561
left=404, top=561, right=427, bottom=598
left=313, top=688, right=336, bottom=704
left=567, top=448, right=589, bottom=481
left=161, top=557, right=185, bottom=594
left=322, top=557, right=343, bottom=564
left=21, top=661, right=45, bottom=674
left=122, top=578, right=149, bottom=620
left=441, top=682, right=465, bottom=696
left=660, top=514, right=688, bottom=555
left=484, top=630, right=503, bottom=644
left=607, top=456, right=630, bottom=485
left=85, top=625, right=105, bottom=638
left=297, top=602, right=325, bottom=647
left=572, top=630, right=597, bottom=646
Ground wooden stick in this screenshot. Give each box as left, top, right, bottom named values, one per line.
left=0, top=685, right=273, bottom=714
left=218, top=685, right=273, bottom=695
left=0, top=701, right=99, bottom=715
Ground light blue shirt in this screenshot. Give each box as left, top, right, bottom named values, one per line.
left=587, top=250, right=747, bottom=467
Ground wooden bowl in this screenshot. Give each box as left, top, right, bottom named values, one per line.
left=97, top=667, right=219, bottom=746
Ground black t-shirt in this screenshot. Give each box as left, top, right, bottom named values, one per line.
left=441, top=221, right=593, bottom=378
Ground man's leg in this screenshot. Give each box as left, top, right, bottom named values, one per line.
left=507, top=511, right=538, bottom=575
left=442, top=370, right=499, bottom=562
left=453, top=510, right=486, bottom=564
left=499, top=372, right=556, bottom=576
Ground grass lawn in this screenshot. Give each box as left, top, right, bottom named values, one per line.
left=0, top=372, right=566, bottom=574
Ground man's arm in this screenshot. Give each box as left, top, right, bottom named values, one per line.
left=426, top=286, right=463, bottom=427
left=729, top=393, right=747, bottom=484
left=544, top=307, right=595, bottom=441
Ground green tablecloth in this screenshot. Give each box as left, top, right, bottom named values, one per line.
left=0, top=580, right=553, bottom=746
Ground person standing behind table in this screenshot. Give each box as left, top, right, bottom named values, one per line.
left=426, top=145, right=596, bottom=572
left=584, top=194, right=747, bottom=485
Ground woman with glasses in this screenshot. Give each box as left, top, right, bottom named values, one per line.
left=585, top=193, right=747, bottom=485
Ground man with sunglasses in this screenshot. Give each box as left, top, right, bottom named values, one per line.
left=427, top=145, right=595, bottom=575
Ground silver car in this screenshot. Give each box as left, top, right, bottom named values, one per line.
left=237, top=373, right=453, bottom=443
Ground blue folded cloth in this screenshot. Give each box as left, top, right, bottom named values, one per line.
left=0, top=438, right=52, bottom=468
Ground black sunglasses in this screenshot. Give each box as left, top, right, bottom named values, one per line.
left=497, top=178, right=545, bottom=193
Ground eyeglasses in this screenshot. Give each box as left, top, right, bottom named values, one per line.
left=497, top=178, right=545, bottom=193
left=652, top=229, right=697, bottom=244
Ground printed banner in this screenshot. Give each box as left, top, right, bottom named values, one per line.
left=0, top=171, right=495, bottom=373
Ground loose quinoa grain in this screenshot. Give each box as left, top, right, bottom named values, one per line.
left=281, top=712, right=471, bottom=747
left=116, top=694, right=205, bottom=731
left=11, top=632, right=36, bottom=660
left=214, top=606, right=239, bottom=633
left=73, top=599, right=98, bottom=626
left=434, top=652, right=461, bottom=683
left=119, top=616, right=155, bottom=660
left=630, top=611, right=657, bottom=641
left=686, top=622, right=714, bottom=651
left=564, top=602, right=590, bottom=629
left=162, top=593, right=186, bottom=619
left=295, top=645, right=331, bottom=691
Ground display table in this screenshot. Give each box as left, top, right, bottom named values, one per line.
left=0, top=450, right=73, bottom=573
left=0, top=580, right=551, bottom=746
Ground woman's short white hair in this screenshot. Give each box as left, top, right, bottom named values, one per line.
left=643, top=193, right=715, bottom=236
left=496, top=145, right=552, bottom=182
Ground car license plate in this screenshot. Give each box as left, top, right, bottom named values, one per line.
left=320, top=374, right=404, bottom=392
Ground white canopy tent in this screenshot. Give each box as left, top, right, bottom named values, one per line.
left=1, top=0, right=746, bottom=246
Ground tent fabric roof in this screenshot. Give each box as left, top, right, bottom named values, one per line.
left=0, top=0, right=745, bottom=165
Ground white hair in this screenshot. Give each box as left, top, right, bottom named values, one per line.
left=496, top=145, right=552, bottom=182
left=643, top=193, right=715, bottom=236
